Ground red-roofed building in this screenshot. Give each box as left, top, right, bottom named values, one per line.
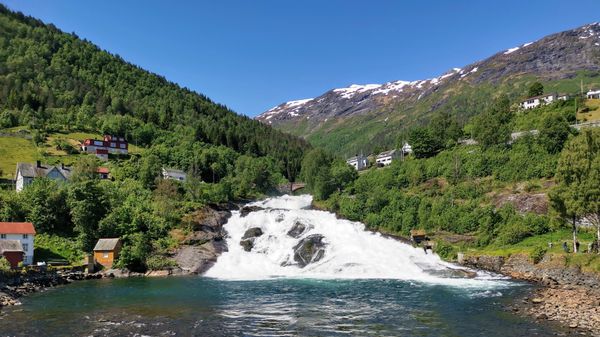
left=0, top=222, right=36, bottom=265
left=81, top=135, right=128, bottom=160
left=97, top=167, right=110, bottom=180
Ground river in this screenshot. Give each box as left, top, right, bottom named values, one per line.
left=0, top=195, right=566, bottom=336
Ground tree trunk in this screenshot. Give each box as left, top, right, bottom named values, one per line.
left=572, top=216, right=578, bottom=253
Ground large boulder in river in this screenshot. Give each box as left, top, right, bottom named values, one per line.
left=293, top=234, right=326, bottom=267
left=240, top=227, right=263, bottom=252
left=287, top=221, right=310, bottom=238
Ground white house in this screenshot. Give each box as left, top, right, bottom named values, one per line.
left=346, top=154, right=368, bottom=171
left=376, top=149, right=400, bottom=166
left=0, top=222, right=36, bottom=265
left=519, top=93, right=568, bottom=110
left=402, top=142, right=413, bottom=155
left=587, top=90, right=600, bottom=99
left=162, top=167, right=187, bottom=182
left=15, top=161, right=72, bottom=192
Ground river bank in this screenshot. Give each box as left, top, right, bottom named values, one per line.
left=460, top=253, right=600, bottom=335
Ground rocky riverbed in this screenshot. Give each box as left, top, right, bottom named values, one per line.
left=460, top=253, right=600, bottom=335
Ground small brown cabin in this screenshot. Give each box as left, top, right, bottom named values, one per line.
left=93, top=238, right=122, bottom=268
left=410, top=229, right=427, bottom=244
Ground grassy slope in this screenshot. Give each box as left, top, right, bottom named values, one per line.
left=0, top=130, right=144, bottom=178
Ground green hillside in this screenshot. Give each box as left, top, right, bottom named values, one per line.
left=0, top=5, right=308, bottom=271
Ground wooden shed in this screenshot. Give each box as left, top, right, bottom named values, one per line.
left=93, top=238, right=122, bottom=268
left=0, top=240, right=24, bottom=268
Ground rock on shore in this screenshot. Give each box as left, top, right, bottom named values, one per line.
left=173, top=204, right=232, bottom=274
left=460, top=253, right=600, bottom=335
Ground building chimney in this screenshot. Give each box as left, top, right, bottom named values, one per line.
left=36, top=160, right=41, bottom=168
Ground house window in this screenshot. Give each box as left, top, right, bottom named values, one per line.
left=0, top=234, right=5, bottom=239
left=22, top=243, right=28, bottom=251
left=23, top=234, right=28, bottom=239
left=103, top=252, right=109, bottom=258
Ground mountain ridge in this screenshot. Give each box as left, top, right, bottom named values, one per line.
left=256, top=22, right=600, bottom=155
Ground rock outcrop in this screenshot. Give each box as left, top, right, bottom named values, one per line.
left=293, top=234, right=326, bottom=267
left=287, top=221, right=310, bottom=238
left=173, top=205, right=232, bottom=274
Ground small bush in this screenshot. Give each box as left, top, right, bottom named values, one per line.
left=435, top=241, right=457, bottom=261
left=146, top=255, right=177, bottom=270
left=0, top=257, right=12, bottom=272
left=530, top=246, right=547, bottom=264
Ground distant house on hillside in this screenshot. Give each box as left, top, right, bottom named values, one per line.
left=346, top=154, right=368, bottom=171
left=401, top=142, right=413, bottom=155
left=0, top=222, right=36, bottom=265
left=519, top=93, right=568, bottom=110
left=15, top=161, right=72, bottom=192
left=587, top=89, right=600, bottom=99
left=97, top=167, right=110, bottom=180
left=376, top=149, right=399, bottom=166
left=81, top=135, right=128, bottom=160
left=162, top=167, right=187, bottom=182
left=0, top=240, right=24, bottom=268
left=93, top=238, right=122, bottom=268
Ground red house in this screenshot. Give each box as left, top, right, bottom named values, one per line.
left=0, top=240, right=24, bottom=268
left=81, top=135, right=128, bottom=160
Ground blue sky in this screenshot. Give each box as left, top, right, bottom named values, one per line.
left=4, top=1, right=600, bottom=117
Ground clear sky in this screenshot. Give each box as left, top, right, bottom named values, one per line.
left=3, top=1, right=600, bottom=117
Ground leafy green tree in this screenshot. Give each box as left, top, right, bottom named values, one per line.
left=550, top=129, right=599, bottom=252
left=330, top=160, right=358, bottom=192
left=408, top=127, right=441, bottom=158
left=471, top=96, right=512, bottom=149
left=301, top=148, right=335, bottom=200
left=538, top=112, right=571, bottom=154
left=527, top=82, right=544, bottom=97
left=71, top=155, right=101, bottom=182
left=139, top=154, right=162, bottom=189
left=67, top=181, right=108, bottom=251
left=21, top=179, right=70, bottom=234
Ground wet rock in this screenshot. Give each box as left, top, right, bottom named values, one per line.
left=240, top=206, right=264, bottom=217
left=242, top=227, right=263, bottom=239
left=287, top=221, right=310, bottom=238
left=531, top=298, right=543, bottom=304
left=293, top=234, right=326, bottom=268
left=536, top=313, right=548, bottom=320
left=239, top=227, right=263, bottom=252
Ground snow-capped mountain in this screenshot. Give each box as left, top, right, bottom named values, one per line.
left=256, top=23, right=600, bottom=154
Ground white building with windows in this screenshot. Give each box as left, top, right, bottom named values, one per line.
left=519, top=93, right=568, bottom=110
left=376, top=149, right=400, bottom=166
left=0, top=222, right=36, bottom=265
left=587, top=89, right=600, bottom=99
left=15, top=161, right=72, bottom=192
left=346, top=154, right=368, bottom=171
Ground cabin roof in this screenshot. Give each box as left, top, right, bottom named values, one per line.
left=16, top=162, right=72, bottom=179
left=0, top=239, right=24, bottom=253
left=376, top=149, right=396, bottom=158
left=93, top=238, right=121, bottom=251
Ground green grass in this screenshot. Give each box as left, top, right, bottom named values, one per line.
left=0, top=136, right=40, bottom=178
left=0, top=129, right=145, bottom=178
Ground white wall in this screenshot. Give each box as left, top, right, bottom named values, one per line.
left=0, top=234, right=34, bottom=265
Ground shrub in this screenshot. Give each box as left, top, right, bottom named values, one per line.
left=435, top=241, right=457, bottom=260
left=0, top=257, right=11, bottom=272
left=530, top=246, right=547, bottom=264
left=146, top=255, right=177, bottom=270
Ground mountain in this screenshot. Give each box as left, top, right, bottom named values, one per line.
left=256, top=23, right=600, bottom=155
left=0, top=4, right=308, bottom=177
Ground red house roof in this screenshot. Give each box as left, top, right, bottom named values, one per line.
left=97, top=167, right=110, bottom=174
left=0, top=222, right=36, bottom=234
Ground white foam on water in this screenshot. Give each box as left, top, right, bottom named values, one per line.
left=206, top=195, right=513, bottom=289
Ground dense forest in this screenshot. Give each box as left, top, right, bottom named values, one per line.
left=0, top=4, right=308, bottom=271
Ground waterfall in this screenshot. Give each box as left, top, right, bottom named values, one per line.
left=206, top=195, right=508, bottom=287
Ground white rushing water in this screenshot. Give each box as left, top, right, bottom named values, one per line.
left=206, top=195, right=511, bottom=288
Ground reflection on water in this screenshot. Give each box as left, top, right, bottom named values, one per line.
left=0, top=277, right=566, bottom=336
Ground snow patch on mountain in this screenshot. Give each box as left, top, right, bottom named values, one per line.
left=333, top=84, right=382, bottom=99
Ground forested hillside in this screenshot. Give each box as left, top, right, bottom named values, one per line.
left=0, top=5, right=308, bottom=173
left=0, top=4, right=308, bottom=272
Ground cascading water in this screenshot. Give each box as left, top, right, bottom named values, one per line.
left=206, top=195, right=508, bottom=287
